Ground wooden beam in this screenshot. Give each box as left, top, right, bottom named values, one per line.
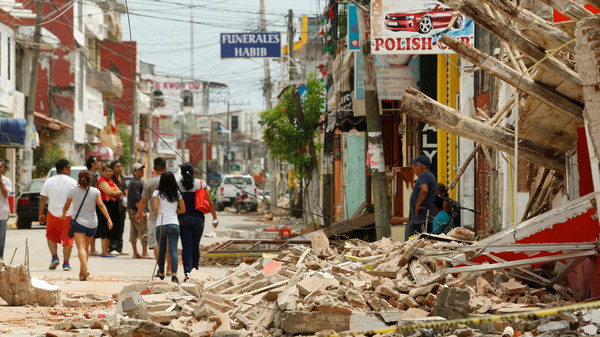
left=441, top=0, right=582, bottom=87
left=401, top=87, right=566, bottom=173
left=540, top=0, right=593, bottom=21
left=439, top=35, right=583, bottom=121
left=521, top=167, right=550, bottom=222
left=480, top=0, right=576, bottom=54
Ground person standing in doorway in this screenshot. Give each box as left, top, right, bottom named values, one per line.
left=39, top=159, right=77, bottom=270
left=0, top=159, right=12, bottom=263
left=109, top=160, right=127, bottom=256
left=61, top=170, right=112, bottom=281
left=407, top=154, right=437, bottom=238
left=86, top=155, right=101, bottom=256
left=136, top=157, right=172, bottom=274
left=128, top=163, right=150, bottom=258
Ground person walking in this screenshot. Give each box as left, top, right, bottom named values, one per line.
left=97, top=164, right=122, bottom=257
left=109, top=160, right=127, bottom=255
left=128, top=163, right=150, bottom=258
left=178, top=163, right=218, bottom=281
left=85, top=155, right=101, bottom=256
left=39, top=159, right=77, bottom=270
left=136, top=157, right=172, bottom=274
left=0, top=159, right=12, bottom=263
left=60, top=170, right=112, bottom=281
left=407, top=154, right=437, bottom=238
left=152, top=171, right=185, bottom=283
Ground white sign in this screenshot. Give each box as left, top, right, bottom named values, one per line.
left=371, top=0, right=474, bottom=54
left=157, top=135, right=178, bottom=154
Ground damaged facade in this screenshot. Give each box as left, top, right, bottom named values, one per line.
left=314, top=0, right=600, bottom=299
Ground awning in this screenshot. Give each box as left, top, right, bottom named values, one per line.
left=85, top=144, right=114, bottom=161
left=34, top=112, right=72, bottom=131
left=0, top=118, right=26, bottom=147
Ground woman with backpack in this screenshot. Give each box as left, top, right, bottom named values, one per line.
left=152, top=171, right=185, bottom=283
left=178, top=163, right=218, bottom=282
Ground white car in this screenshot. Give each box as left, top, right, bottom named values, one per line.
left=47, top=166, right=88, bottom=180
left=215, top=174, right=258, bottom=212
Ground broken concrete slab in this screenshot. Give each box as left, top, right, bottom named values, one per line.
left=282, top=311, right=350, bottom=334
left=0, top=262, right=61, bottom=306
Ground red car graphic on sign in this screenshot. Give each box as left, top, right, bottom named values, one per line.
left=385, top=2, right=464, bottom=34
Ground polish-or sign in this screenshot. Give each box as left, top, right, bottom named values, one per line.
left=220, top=33, right=281, bottom=59
left=371, top=0, right=474, bottom=54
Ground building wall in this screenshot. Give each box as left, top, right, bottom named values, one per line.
left=100, top=41, right=136, bottom=126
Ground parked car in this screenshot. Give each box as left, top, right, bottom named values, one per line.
left=47, top=166, right=87, bottom=180
left=215, top=174, right=258, bottom=212
left=16, top=179, right=47, bottom=229
left=384, top=2, right=463, bottom=34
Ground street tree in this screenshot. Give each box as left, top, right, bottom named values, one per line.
left=260, top=74, right=325, bottom=224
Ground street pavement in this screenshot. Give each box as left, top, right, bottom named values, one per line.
left=3, top=210, right=269, bottom=282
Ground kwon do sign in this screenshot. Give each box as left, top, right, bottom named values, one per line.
left=220, top=32, right=281, bottom=59
left=371, top=0, right=474, bottom=54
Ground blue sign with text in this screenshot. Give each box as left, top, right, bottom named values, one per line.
left=348, top=5, right=360, bottom=51
left=220, top=32, right=282, bottom=59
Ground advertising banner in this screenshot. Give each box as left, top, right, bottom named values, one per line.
left=354, top=52, right=419, bottom=104
left=348, top=4, right=360, bottom=51
left=220, top=32, right=281, bottom=59
left=370, top=0, right=474, bottom=54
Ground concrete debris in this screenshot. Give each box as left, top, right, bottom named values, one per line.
left=44, top=236, right=599, bottom=336
left=0, top=261, right=61, bottom=306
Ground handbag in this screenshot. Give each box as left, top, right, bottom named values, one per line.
left=68, top=187, right=90, bottom=238
left=194, top=180, right=211, bottom=214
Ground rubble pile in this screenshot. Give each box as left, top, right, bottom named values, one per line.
left=46, top=231, right=599, bottom=336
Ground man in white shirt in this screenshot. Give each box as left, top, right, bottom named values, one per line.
left=39, top=159, right=77, bottom=271
left=0, top=159, right=12, bottom=262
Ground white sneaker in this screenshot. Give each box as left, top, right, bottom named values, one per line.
left=110, top=250, right=119, bottom=255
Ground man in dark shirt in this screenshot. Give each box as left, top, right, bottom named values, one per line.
left=109, top=160, right=128, bottom=255
left=127, top=163, right=149, bottom=258
left=407, top=154, right=437, bottom=238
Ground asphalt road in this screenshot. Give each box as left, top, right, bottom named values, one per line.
left=3, top=210, right=268, bottom=282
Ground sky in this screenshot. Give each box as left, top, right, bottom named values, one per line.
left=122, top=0, right=323, bottom=111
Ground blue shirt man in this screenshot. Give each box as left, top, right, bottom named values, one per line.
left=407, top=154, right=437, bottom=238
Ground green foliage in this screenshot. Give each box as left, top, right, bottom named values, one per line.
left=260, top=74, right=325, bottom=181
left=34, top=139, right=64, bottom=177
left=117, top=123, right=131, bottom=169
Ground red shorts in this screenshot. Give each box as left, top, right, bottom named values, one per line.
left=46, top=212, right=74, bottom=247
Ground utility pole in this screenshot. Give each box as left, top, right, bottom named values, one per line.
left=260, top=0, right=277, bottom=207
left=190, top=0, right=194, bottom=82
left=130, top=62, right=137, bottom=169
left=22, top=0, right=44, bottom=187
left=356, top=3, right=390, bottom=239
left=287, top=9, right=294, bottom=83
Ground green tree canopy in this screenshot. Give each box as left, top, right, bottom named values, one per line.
left=260, top=74, right=325, bottom=181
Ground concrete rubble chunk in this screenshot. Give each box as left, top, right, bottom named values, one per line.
left=536, top=320, right=569, bottom=334
left=282, top=311, right=350, bottom=334
left=435, top=287, right=471, bottom=319
left=499, top=279, right=527, bottom=295
left=0, top=262, right=61, bottom=306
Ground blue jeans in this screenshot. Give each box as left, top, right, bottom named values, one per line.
left=179, top=216, right=205, bottom=275
left=155, top=224, right=180, bottom=275
left=0, top=219, right=6, bottom=259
